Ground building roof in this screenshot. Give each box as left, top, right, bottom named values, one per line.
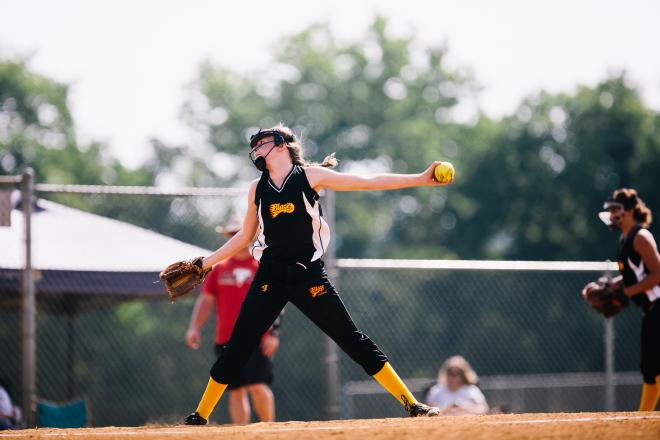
left=0, top=197, right=211, bottom=272
left=0, top=196, right=213, bottom=307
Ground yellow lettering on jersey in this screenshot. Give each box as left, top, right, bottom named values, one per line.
left=260, top=284, right=269, bottom=293
left=309, top=285, right=326, bottom=298
left=269, top=202, right=295, bottom=218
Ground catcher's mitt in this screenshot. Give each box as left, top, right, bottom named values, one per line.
left=160, top=257, right=211, bottom=303
left=582, top=277, right=629, bottom=318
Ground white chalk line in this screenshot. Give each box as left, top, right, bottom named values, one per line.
left=2, top=414, right=660, bottom=437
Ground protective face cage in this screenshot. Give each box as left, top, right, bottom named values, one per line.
left=598, top=197, right=630, bottom=226
left=248, top=129, right=286, bottom=162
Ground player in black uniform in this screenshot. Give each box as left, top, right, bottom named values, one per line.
left=597, top=188, right=660, bottom=411
left=183, top=124, right=453, bottom=424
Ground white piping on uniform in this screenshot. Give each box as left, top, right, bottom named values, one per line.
left=251, top=200, right=267, bottom=261
left=302, top=191, right=330, bottom=262
left=629, top=257, right=660, bottom=302
left=268, top=165, right=296, bottom=193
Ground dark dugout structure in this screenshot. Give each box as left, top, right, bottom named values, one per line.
left=0, top=189, right=210, bottom=426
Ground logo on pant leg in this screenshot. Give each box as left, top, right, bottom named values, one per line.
left=309, top=284, right=326, bottom=298
left=260, top=284, right=269, bottom=293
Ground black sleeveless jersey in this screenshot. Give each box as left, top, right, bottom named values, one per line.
left=617, top=224, right=660, bottom=309
left=251, top=165, right=330, bottom=263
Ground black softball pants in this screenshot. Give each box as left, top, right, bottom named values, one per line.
left=210, top=260, right=388, bottom=384
left=641, top=303, right=660, bottom=384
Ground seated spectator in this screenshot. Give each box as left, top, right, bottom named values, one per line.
left=0, top=378, right=22, bottom=430
left=425, top=355, right=489, bottom=415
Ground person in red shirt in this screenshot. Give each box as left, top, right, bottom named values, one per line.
left=185, top=222, right=281, bottom=424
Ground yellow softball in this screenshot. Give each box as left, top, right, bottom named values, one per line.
left=433, top=162, right=455, bottom=183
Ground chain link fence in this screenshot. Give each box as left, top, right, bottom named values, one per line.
left=0, top=175, right=645, bottom=427
left=334, top=261, right=641, bottom=418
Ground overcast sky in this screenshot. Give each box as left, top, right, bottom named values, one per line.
left=2, top=0, right=659, bottom=168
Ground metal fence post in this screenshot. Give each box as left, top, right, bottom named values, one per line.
left=604, top=316, right=615, bottom=411
left=323, top=189, right=340, bottom=420
left=21, top=167, right=36, bottom=427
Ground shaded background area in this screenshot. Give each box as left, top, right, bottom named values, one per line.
left=0, top=261, right=643, bottom=425
left=0, top=190, right=644, bottom=425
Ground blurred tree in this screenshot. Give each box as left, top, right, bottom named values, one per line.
left=0, top=59, right=194, bottom=246
left=155, top=17, right=486, bottom=258
left=452, top=74, right=660, bottom=260
left=152, top=22, right=660, bottom=262
left=0, top=59, right=152, bottom=186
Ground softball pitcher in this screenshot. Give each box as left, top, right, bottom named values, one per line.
left=184, top=124, right=452, bottom=424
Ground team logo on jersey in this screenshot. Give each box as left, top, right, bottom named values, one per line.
left=269, top=202, right=295, bottom=218
left=309, top=284, right=326, bottom=298
left=260, top=284, right=269, bottom=293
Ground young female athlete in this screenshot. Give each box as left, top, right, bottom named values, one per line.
left=184, top=123, right=453, bottom=424
left=586, top=188, right=660, bottom=411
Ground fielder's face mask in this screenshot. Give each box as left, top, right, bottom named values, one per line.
left=598, top=197, right=634, bottom=229
left=248, top=129, right=285, bottom=172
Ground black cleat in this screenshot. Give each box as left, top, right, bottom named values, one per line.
left=184, top=412, right=208, bottom=425
left=408, top=402, right=441, bottom=417
left=403, top=397, right=441, bottom=417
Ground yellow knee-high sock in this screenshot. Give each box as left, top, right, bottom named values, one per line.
left=195, top=377, right=228, bottom=419
left=372, top=362, right=417, bottom=409
left=638, top=375, right=660, bottom=411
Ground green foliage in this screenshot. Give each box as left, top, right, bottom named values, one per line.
left=157, top=17, right=485, bottom=258
left=453, top=75, right=660, bottom=260
left=3, top=22, right=659, bottom=260
left=0, top=59, right=153, bottom=186
left=162, top=19, right=660, bottom=262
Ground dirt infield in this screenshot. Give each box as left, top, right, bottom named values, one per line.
left=2, top=412, right=660, bottom=440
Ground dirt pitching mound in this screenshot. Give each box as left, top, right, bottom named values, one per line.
left=2, top=412, right=660, bottom=440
